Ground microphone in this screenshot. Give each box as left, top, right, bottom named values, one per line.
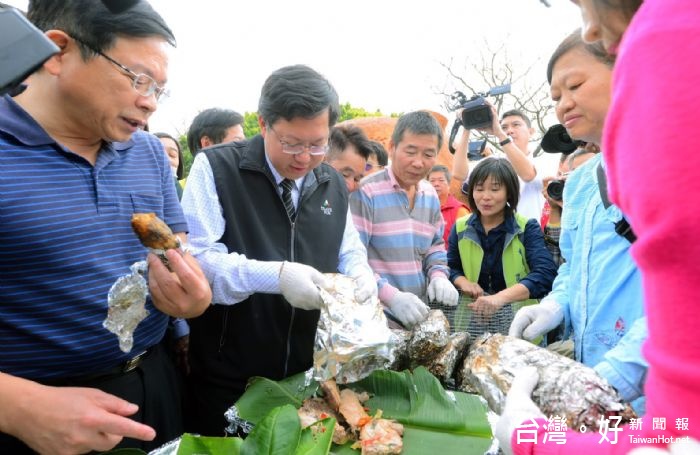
left=101, top=0, right=139, bottom=13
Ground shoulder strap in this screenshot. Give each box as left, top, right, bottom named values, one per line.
left=596, top=163, right=636, bottom=244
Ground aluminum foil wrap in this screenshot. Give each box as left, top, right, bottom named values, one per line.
left=461, top=333, right=637, bottom=431
left=102, top=260, right=149, bottom=353
left=408, top=309, right=450, bottom=366
left=427, top=331, right=470, bottom=383
left=148, top=437, right=180, bottom=455
left=313, top=273, right=395, bottom=384
left=387, top=329, right=411, bottom=371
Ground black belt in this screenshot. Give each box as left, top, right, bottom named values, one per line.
left=40, top=347, right=153, bottom=387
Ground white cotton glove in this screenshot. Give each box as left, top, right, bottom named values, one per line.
left=349, top=268, right=378, bottom=303
left=386, top=291, right=429, bottom=328
left=508, top=298, right=564, bottom=341
left=427, top=275, right=459, bottom=306
left=278, top=262, right=331, bottom=310
left=629, top=439, right=700, bottom=455
left=495, top=367, right=546, bottom=455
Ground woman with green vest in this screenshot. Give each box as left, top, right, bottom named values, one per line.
left=446, top=158, right=557, bottom=336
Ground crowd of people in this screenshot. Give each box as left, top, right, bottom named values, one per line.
left=0, top=0, right=697, bottom=454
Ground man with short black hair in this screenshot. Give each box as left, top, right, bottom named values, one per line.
left=496, top=108, right=545, bottom=221
left=0, top=1, right=212, bottom=452
left=187, top=107, right=246, bottom=155
left=325, top=124, right=373, bottom=192
left=182, top=64, right=376, bottom=436
left=351, top=111, right=459, bottom=329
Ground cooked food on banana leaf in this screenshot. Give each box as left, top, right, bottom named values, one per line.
left=339, top=388, right=403, bottom=455
left=310, top=379, right=403, bottom=454
left=131, top=212, right=180, bottom=250
left=462, top=333, right=636, bottom=431
left=297, top=397, right=352, bottom=445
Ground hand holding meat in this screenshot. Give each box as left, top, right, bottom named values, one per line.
left=147, top=248, right=211, bottom=318
left=131, top=213, right=180, bottom=251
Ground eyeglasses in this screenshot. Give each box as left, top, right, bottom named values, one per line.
left=267, top=124, right=329, bottom=156
left=71, top=35, right=169, bottom=101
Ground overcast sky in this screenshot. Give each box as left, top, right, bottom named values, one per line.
left=7, top=0, right=583, bottom=136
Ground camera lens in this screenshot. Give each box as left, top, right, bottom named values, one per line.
left=547, top=180, right=565, bottom=201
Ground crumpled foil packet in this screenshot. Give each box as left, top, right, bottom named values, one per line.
left=148, top=437, right=180, bottom=455
left=462, top=333, right=636, bottom=431
left=102, top=260, right=149, bottom=353
left=313, top=273, right=396, bottom=384
left=224, top=404, right=255, bottom=435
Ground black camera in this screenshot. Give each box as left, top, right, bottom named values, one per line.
left=541, top=124, right=584, bottom=155
left=449, top=84, right=511, bottom=130
left=546, top=179, right=566, bottom=202
left=1, top=1, right=138, bottom=97
left=0, top=7, right=59, bottom=96
left=446, top=84, right=511, bottom=154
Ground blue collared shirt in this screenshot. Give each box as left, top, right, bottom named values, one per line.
left=551, top=153, right=647, bottom=403
left=0, top=94, right=185, bottom=379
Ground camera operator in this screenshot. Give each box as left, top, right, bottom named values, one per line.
left=541, top=144, right=598, bottom=266
left=457, top=103, right=544, bottom=222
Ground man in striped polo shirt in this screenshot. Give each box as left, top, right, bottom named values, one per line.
left=350, top=111, right=460, bottom=328
left=0, top=1, right=211, bottom=453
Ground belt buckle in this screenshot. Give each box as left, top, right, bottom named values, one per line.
left=123, top=350, right=147, bottom=373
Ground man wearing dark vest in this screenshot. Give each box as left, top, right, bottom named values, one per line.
left=180, top=64, right=376, bottom=436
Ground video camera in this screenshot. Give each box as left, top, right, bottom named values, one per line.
left=447, top=84, right=511, bottom=154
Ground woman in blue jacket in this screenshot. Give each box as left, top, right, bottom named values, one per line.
left=447, top=158, right=557, bottom=336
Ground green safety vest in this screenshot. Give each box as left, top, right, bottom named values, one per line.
left=455, top=213, right=539, bottom=314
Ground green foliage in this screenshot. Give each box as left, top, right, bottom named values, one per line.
left=235, top=367, right=492, bottom=455
left=243, top=111, right=261, bottom=138
left=179, top=135, right=193, bottom=181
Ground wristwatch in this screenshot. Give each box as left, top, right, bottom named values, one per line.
left=499, top=137, right=513, bottom=147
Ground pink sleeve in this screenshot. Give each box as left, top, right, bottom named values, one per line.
left=603, top=0, right=700, bottom=443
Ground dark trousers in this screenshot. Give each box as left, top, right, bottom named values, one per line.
left=184, top=377, right=243, bottom=437
left=0, top=343, right=182, bottom=454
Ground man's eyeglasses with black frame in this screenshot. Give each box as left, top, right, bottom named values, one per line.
left=71, top=35, right=169, bottom=102
left=267, top=124, right=329, bottom=156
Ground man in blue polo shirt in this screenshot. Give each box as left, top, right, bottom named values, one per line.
left=0, top=1, right=211, bottom=453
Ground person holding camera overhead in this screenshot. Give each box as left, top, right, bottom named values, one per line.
left=507, top=30, right=647, bottom=420
left=453, top=103, right=545, bottom=222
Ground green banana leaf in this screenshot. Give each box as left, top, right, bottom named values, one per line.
left=178, top=433, right=243, bottom=454
left=235, top=367, right=493, bottom=455
left=236, top=371, right=319, bottom=423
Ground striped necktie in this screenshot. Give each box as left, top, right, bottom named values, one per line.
left=280, top=178, right=296, bottom=221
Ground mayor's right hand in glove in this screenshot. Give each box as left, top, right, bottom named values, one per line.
left=509, top=298, right=563, bottom=341
left=386, top=291, right=429, bottom=329
left=279, top=262, right=331, bottom=310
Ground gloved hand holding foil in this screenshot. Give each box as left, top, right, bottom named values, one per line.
left=314, top=273, right=396, bottom=384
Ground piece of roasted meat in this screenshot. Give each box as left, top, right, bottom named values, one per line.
left=297, top=397, right=352, bottom=445
left=131, top=212, right=180, bottom=250
left=338, top=387, right=404, bottom=455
